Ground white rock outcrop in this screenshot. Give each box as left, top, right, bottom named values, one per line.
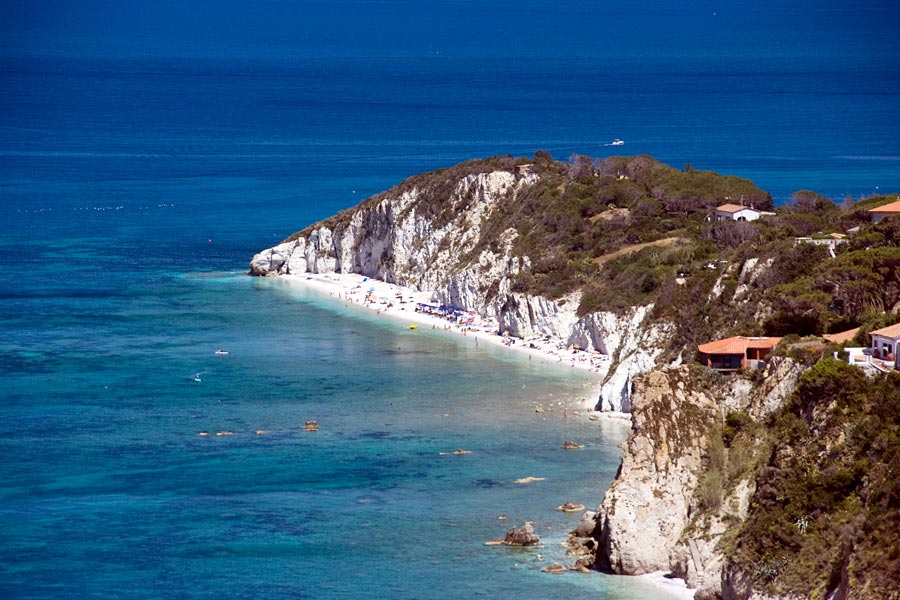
left=593, top=359, right=805, bottom=598
left=596, top=367, right=720, bottom=575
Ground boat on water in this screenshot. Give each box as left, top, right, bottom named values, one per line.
left=194, top=372, right=202, bottom=382
left=611, top=138, right=624, bottom=146
left=214, top=348, right=229, bottom=355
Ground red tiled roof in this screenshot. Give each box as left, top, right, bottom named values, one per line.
left=868, top=199, right=900, bottom=213
left=716, top=203, right=751, bottom=213
left=870, top=322, right=900, bottom=339
left=823, top=327, right=860, bottom=344
left=698, top=336, right=781, bottom=355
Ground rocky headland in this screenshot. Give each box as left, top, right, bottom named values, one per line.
left=251, top=154, right=900, bottom=598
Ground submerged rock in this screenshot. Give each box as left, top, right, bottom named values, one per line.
left=555, top=502, right=586, bottom=512
left=513, top=476, right=545, bottom=484
left=542, top=563, right=566, bottom=574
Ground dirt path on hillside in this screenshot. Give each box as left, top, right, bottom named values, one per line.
left=593, top=237, right=687, bottom=265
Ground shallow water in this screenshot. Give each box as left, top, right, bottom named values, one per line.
left=1, top=271, right=652, bottom=599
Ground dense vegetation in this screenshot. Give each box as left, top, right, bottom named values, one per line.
left=467, top=153, right=772, bottom=307
left=720, top=359, right=900, bottom=597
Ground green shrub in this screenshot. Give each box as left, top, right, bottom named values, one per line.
left=697, top=468, right=724, bottom=512
left=728, top=356, right=900, bottom=596
left=724, top=411, right=754, bottom=447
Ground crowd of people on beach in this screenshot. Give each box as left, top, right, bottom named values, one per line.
left=313, top=273, right=611, bottom=374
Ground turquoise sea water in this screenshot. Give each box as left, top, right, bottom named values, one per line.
left=2, top=1, right=899, bottom=598
left=1, top=271, right=641, bottom=598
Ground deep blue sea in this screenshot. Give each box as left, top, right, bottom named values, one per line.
left=1, top=1, right=899, bottom=598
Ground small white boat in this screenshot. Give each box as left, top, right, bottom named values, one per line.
left=214, top=348, right=229, bottom=355
left=194, top=373, right=202, bottom=382
left=611, top=138, right=624, bottom=146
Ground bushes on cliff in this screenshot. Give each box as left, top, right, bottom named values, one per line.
left=697, top=468, right=724, bottom=512
left=577, top=242, right=700, bottom=316
left=697, top=427, right=727, bottom=512
left=723, top=410, right=754, bottom=447
left=728, top=359, right=900, bottom=597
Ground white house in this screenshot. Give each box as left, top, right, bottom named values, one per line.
left=869, top=322, right=900, bottom=366
left=714, top=203, right=775, bottom=222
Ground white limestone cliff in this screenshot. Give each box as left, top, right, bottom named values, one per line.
left=590, top=358, right=805, bottom=599
left=595, top=367, right=721, bottom=576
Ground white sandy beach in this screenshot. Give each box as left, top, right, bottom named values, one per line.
left=639, top=571, right=696, bottom=600
left=281, top=271, right=625, bottom=417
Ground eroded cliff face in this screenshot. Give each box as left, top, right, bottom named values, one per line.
left=250, top=169, right=672, bottom=412
left=588, top=359, right=804, bottom=599
left=595, top=366, right=722, bottom=576
left=250, top=171, right=521, bottom=287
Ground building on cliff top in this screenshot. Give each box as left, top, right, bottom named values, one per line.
left=869, top=323, right=900, bottom=367
left=823, top=327, right=860, bottom=345
left=868, top=198, right=900, bottom=223
left=697, top=336, right=781, bottom=371
left=713, top=203, right=776, bottom=222
left=514, top=164, right=534, bottom=178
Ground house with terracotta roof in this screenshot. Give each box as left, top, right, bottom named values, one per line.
left=869, top=199, right=900, bottom=223
left=713, top=204, right=775, bottom=222
left=869, top=323, right=900, bottom=365
left=697, top=336, right=782, bottom=371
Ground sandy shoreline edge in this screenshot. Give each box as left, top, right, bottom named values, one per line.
left=278, top=271, right=630, bottom=419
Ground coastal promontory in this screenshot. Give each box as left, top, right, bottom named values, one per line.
left=251, top=153, right=773, bottom=412
left=252, top=153, right=900, bottom=598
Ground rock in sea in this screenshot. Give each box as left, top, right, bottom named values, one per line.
left=542, top=563, right=566, bottom=574
left=554, top=502, right=585, bottom=512
left=503, top=522, right=540, bottom=546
